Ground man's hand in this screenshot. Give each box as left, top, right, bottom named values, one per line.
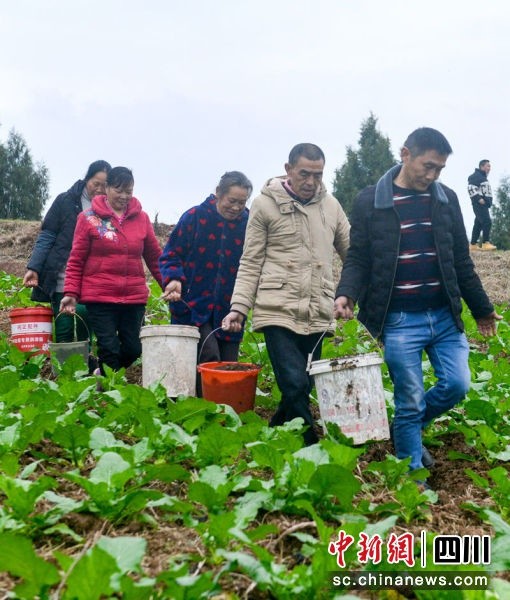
left=162, top=280, right=182, bottom=302
left=222, top=311, right=245, bottom=333
left=60, top=296, right=77, bottom=314
left=475, top=311, right=503, bottom=337
left=23, top=269, right=39, bottom=287
left=333, top=296, right=355, bottom=320
left=479, top=199, right=486, bottom=205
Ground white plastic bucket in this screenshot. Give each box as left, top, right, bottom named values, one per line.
left=140, top=325, right=200, bottom=397
left=308, top=352, right=390, bottom=444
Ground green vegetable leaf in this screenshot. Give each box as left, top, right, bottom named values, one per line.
left=0, top=533, right=60, bottom=597
left=96, top=535, right=146, bottom=573
left=89, top=451, right=133, bottom=489
left=63, top=545, right=118, bottom=599
left=309, top=464, right=360, bottom=510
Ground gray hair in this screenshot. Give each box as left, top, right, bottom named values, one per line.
left=217, top=171, right=253, bottom=197
left=288, top=143, right=325, bottom=166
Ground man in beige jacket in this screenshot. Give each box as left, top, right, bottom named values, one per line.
left=223, top=143, right=350, bottom=444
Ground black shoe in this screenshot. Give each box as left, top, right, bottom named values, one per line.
left=303, top=427, right=319, bottom=446
left=421, top=445, right=435, bottom=469
left=88, top=354, right=99, bottom=375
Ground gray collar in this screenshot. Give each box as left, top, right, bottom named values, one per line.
left=374, top=164, right=449, bottom=208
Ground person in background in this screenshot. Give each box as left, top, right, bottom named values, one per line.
left=334, top=127, right=501, bottom=486
left=60, top=167, right=163, bottom=374
left=159, top=171, right=252, bottom=395
left=23, top=160, right=111, bottom=364
left=468, top=159, right=496, bottom=251
left=223, top=143, right=350, bottom=445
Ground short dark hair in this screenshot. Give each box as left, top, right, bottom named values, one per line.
left=288, top=143, right=325, bottom=166
left=479, top=159, right=490, bottom=169
left=107, top=166, right=134, bottom=189
left=84, top=160, right=111, bottom=181
left=403, top=128, right=453, bottom=157
left=217, top=171, right=253, bottom=197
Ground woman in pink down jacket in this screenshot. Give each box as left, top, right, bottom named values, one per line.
left=60, top=167, right=163, bottom=373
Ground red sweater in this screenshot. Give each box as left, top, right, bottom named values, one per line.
left=64, top=195, right=162, bottom=304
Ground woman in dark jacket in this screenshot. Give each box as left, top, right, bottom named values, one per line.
left=23, top=160, right=111, bottom=346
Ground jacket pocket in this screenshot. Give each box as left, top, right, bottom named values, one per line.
left=268, top=214, right=297, bottom=238
left=383, top=311, right=406, bottom=328
left=255, top=276, right=289, bottom=315
left=259, top=277, right=286, bottom=290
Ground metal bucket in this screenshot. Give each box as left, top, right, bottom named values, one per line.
left=49, top=312, right=90, bottom=371
left=49, top=340, right=89, bottom=367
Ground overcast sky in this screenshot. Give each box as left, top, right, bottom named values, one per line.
left=1, top=0, right=509, bottom=233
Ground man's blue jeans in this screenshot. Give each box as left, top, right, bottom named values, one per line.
left=382, top=306, right=470, bottom=470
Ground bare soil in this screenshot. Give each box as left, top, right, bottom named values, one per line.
left=1, top=219, right=509, bottom=597
left=0, top=218, right=173, bottom=279
left=207, top=363, right=259, bottom=371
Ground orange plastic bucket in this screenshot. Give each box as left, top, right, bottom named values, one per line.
left=9, top=307, right=54, bottom=355
left=197, top=361, right=261, bottom=413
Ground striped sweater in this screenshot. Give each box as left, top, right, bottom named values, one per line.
left=389, top=186, right=447, bottom=312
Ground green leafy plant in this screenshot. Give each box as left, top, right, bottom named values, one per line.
left=1, top=282, right=509, bottom=597
left=144, top=279, right=170, bottom=325
left=0, top=532, right=60, bottom=598
left=0, top=272, right=33, bottom=308
left=321, top=318, right=382, bottom=360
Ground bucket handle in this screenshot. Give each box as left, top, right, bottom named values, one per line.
left=145, top=294, right=196, bottom=323
left=198, top=326, right=264, bottom=367
left=54, top=311, right=91, bottom=342
left=156, top=297, right=198, bottom=326
left=161, top=297, right=264, bottom=365
left=15, top=283, right=46, bottom=299
left=306, top=319, right=382, bottom=372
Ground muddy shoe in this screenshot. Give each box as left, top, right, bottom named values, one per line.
left=469, top=243, right=481, bottom=252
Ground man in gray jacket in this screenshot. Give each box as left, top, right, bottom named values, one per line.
left=223, top=143, right=350, bottom=444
